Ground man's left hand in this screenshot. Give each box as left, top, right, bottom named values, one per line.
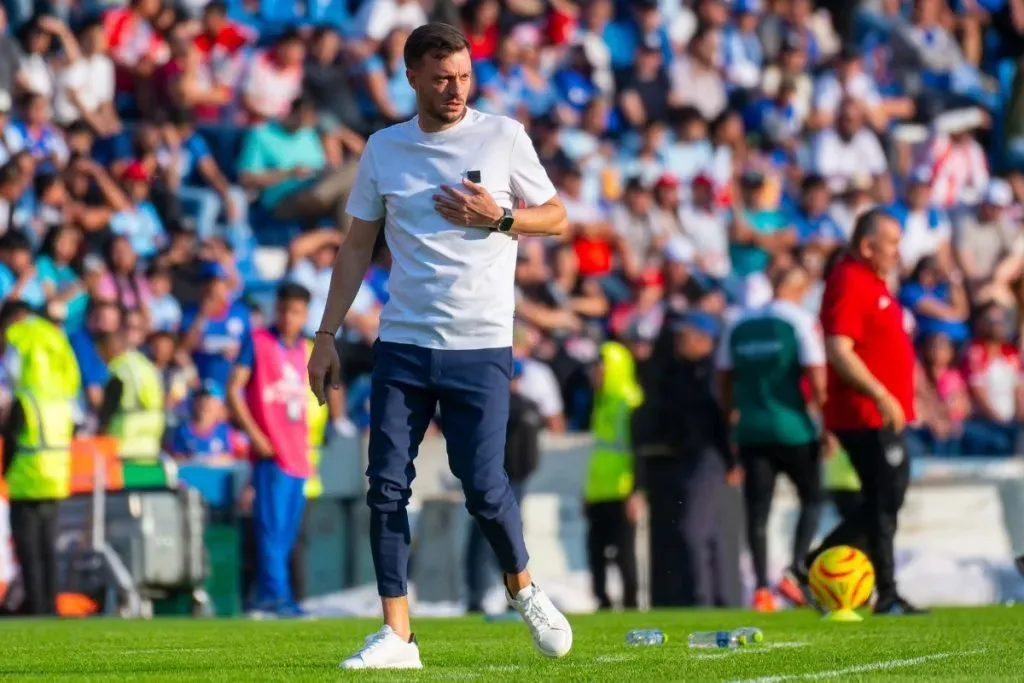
left=434, top=180, right=502, bottom=229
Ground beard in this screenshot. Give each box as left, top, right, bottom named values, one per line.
left=426, top=98, right=466, bottom=124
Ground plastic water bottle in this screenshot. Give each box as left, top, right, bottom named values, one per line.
left=625, top=629, right=667, bottom=646
left=733, top=627, right=764, bottom=645
left=687, top=630, right=747, bottom=649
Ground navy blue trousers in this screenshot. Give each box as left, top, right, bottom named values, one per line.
left=368, top=341, right=529, bottom=597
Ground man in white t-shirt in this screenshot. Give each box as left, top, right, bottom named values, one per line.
left=307, top=24, right=572, bottom=670
left=811, top=98, right=888, bottom=193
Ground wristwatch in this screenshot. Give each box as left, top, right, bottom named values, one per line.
left=494, top=207, right=514, bottom=233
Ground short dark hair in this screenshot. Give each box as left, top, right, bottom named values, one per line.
left=850, top=208, right=895, bottom=250
left=403, top=22, right=470, bottom=69
left=0, top=229, right=31, bottom=252
left=204, top=0, right=227, bottom=16
left=0, top=300, right=32, bottom=328
left=277, top=281, right=312, bottom=304
left=0, top=161, right=22, bottom=187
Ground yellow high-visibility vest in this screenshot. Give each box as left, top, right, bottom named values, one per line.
left=107, top=351, right=165, bottom=461
left=5, top=315, right=80, bottom=399
left=6, top=392, right=74, bottom=501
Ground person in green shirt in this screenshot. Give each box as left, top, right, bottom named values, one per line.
left=715, top=265, right=826, bottom=612
left=728, top=171, right=797, bottom=277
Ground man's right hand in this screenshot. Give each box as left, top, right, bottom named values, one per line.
left=873, top=389, right=906, bottom=434
left=308, top=333, right=342, bottom=406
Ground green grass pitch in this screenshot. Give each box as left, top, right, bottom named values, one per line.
left=1, top=607, right=1020, bottom=681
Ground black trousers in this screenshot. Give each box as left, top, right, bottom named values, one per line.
left=646, top=451, right=738, bottom=607
left=810, top=428, right=909, bottom=600
left=585, top=500, right=638, bottom=610
left=740, top=441, right=824, bottom=588
left=9, top=500, right=59, bottom=616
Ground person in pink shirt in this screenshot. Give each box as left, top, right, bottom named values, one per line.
left=227, top=282, right=313, bottom=617
left=914, top=332, right=971, bottom=455
left=241, top=29, right=304, bottom=124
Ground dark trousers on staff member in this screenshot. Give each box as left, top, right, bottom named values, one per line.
left=584, top=500, right=638, bottom=610
left=369, top=341, right=527, bottom=598
left=740, top=441, right=824, bottom=588
left=9, top=500, right=59, bottom=615
left=808, top=428, right=909, bottom=603
left=646, top=449, right=738, bottom=608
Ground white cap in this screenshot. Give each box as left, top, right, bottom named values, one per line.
left=663, top=236, right=695, bottom=265
left=984, top=178, right=1014, bottom=207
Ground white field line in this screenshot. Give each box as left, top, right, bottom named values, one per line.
left=120, top=647, right=224, bottom=655
left=693, top=642, right=809, bottom=660
left=733, top=649, right=986, bottom=683
left=594, top=655, right=638, bottom=663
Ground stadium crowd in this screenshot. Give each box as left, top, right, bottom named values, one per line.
left=0, top=0, right=1023, bottom=461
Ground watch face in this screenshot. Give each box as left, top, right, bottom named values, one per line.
left=498, top=216, right=514, bottom=232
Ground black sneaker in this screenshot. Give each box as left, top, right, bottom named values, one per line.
left=873, top=594, right=929, bottom=616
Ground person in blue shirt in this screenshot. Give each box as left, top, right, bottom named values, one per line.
left=167, top=108, right=249, bottom=242
left=729, top=171, right=797, bottom=277
left=899, top=255, right=970, bottom=344
left=791, top=174, right=846, bottom=251
left=722, top=0, right=766, bottom=90
left=169, top=380, right=247, bottom=463
left=70, top=300, right=120, bottom=412
left=179, top=261, right=252, bottom=389
left=0, top=230, right=46, bottom=309
left=109, top=161, right=167, bottom=261
left=473, top=37, right=528, bottom=118
left=36, top=223, right=87, bottom=333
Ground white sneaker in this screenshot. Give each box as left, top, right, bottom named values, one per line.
left=506, top=584, right=573, bottom=658
left=339, top=625, right=423, bottom=670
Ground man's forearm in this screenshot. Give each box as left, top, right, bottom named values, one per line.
left=317, top=230, right=378, bottom=334
left=511, top=200, right=567, bottom=237
left=825, top=336, right=886, bottom=401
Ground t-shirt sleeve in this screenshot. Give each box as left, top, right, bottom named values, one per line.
left=235, top=333, right=255, bottom=369
left=509, top=124, right=557, bottom=207
left=237, top=128, right=266, bottom=175
left=820, top=269, right=867, bottom=342
left=794, top=309, right=826, bottom=366
left=345, top=137, right=385, bottom=221
left=898, top=283, right=925, bottom=311
left=186, top=133, right=212, bottom=162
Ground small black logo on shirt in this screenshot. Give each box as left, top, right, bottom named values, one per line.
left=465, top=170, right=481, bottom=183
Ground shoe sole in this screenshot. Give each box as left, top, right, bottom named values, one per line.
left=339, top=661, right=424, bottom=670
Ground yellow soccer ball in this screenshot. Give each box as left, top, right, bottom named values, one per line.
left=808, top=546, right=875, bottom=613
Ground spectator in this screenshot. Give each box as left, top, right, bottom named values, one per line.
left=722, top=0, right=765, bottom=91
left=353, top=0, right=428, bottom=46
left=35, top=223, right=86, bottom=331
left=511, top=324, right=566, bottom=433
left=810, top=47, right=886, bottom=130
left=103, top=0, right=167, bottom=95
left=147, top=329, right=195, bottom=415
left=28, top=172, right=68, bottom=244
left=303, top=27, right=367, bottom=137
left=359, top=29, right=417, bottom=125
left=899, top=255, right=970, bottom=344
left=792, top=174, right=845, bottom=251
left=97, top=235, right=151, bottom=317
left=179, top=261, right=251, bottom=389
left=8, top=92, right=69, bottom=171
left=892, top=167, right=952, bottom=275
left=194, top=1, right=252, bottom=94
left=618, top=43, right=671, bottom=129
left=924, top=108, right=990, bottom=209
left=954, top=178, right=1023, bottom=303
left=163, top=109, right=245, bottom=241
left=0, top=8, right=20, bottom=96
left=669, top=25, right=728, bottom=121
left=810, top=98, right=888, bottom=193
left=286, top=228, right=341, bottom=337
left=0, top=160, right=28, bottom=236
left=70, top=299, right=120, bottom=411
left=109, top=161, right=167, bottom=260
left=0, top=91, right=18, bottom=167
left=462, top=0, right=501, bottom=61
left=241, top=28, right=305, bottom=124
left=474, top=36, right=529, bottom=118
left=0, top=230, right=44, bottom=308
left=760, top=30, right=813, bottom=124
left=239, top=96, right=359, bottom=231
left=146, top=263, right=181, bottom=333
left=962, top=303, right=1023, bottom=454
left=912, top=331, right=971, bottom=456
left=679, top=174, right=732, bottom=280
left=54, top=19, right=120, bottom=137
left=154, top=20, right=231, bottom=123
left=169, top=380, right=246, bottom=463
left=16, top=16, right=81, bottom=101
left=609, top=177, right=661, bottom=273
left=729, top=171, right=796, bottom=277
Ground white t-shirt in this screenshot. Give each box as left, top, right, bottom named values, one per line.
left=346, top=108, right=557, bottom=349
left=54, top=54, right=116, bottom=125
left=679, top=205, right=731, bottom=279
left=356, top=0, right=428, bottom=41
left=811, top=128, right=888, bottom=191
left=517, top=358, right=563, bottom=419
left=813, top=71, right=882, bottom=118
left=715, top=299, right=825, bottom=371
left=900, top=208, right=950, bottom=270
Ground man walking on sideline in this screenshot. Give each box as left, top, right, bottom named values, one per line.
left=716, top=266, right=827, bottom=613
left=807, top=209, right=925, bottom=615
left=307, top=23, right=572, bottom=670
